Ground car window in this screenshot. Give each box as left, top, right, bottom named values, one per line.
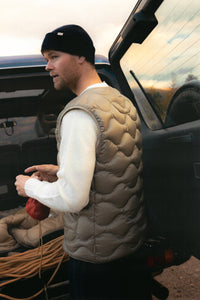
left=0, top=116, right=38, bottom=145
left=0, top=88, right=46, bottom=145
left=120, top=0, right=200, bottom=128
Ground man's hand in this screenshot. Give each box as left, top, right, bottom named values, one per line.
left=25, top=164, right=58, bottom=183
left=15, top=175, right=30, bottom=197
left=15, top=164, right=58, bottom=197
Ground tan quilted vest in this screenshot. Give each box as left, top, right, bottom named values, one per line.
left=55, top=87, right=147, bottom=263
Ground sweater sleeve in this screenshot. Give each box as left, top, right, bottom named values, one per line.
left=24, top=109, right=97, bottom=212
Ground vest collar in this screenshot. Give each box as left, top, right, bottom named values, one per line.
left=80, top=82, right=108, bottom=96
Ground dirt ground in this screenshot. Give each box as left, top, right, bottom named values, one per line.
left=152, top=256, right=200, bottom=300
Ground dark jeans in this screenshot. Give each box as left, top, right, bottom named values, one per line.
left=69, top=256, right=152, bottom=300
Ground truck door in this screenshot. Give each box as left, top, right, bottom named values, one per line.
left=109, top=0, right=200, bottom=257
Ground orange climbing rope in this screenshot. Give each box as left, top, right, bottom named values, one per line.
left=0, top=234, right=69, bottom=300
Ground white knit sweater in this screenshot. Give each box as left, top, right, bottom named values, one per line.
left=25, top=83, right=107, bottom=212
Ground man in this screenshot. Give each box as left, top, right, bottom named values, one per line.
left=15, top=25, right=151, bottom=299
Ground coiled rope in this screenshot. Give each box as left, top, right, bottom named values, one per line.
left=0, top=234, right=69, bottom=300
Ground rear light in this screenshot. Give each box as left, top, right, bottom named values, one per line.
left=147, top=249, right=174, bottom=268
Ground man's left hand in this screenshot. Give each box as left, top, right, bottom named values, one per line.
left=15, top=175, right=30, bottom=197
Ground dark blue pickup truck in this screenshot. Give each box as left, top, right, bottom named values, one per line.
left=0, top=0, right=200, bottom=299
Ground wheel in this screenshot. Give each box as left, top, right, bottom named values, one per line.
left=165, top=81, right=200, bottom=127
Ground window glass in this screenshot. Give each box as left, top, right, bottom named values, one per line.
left=120, top=0, right=200, bottom=128
left=0, top=117, right=37, bottom=145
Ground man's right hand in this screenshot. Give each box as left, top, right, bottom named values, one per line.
left=25, top=164, right=59, bottom=182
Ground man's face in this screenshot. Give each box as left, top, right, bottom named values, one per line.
left=43, top=50, right=81, bottom=91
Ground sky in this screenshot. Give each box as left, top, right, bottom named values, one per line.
left=0, top=0, right=137, bottom=57
left=120, top=0, right=200, bottom=90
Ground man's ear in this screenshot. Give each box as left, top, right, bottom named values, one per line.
left=78, top=56, right=86, bottom=64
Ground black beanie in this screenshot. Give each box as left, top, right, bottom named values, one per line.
left=41, top=24, right=95, bottom=65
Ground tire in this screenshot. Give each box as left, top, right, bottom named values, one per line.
left=165, top=81, right=200, bottom=127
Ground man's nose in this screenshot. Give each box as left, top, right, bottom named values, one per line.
left=45, top=61, right=53, bottom=71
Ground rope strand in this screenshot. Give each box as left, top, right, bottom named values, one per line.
left=0, top=235, right=69, bottom=300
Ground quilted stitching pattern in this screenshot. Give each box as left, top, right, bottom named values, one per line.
left=56, top=87, right=147, bottom=263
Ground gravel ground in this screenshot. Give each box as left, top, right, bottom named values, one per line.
left=152, top=256, right=200, bottom=300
